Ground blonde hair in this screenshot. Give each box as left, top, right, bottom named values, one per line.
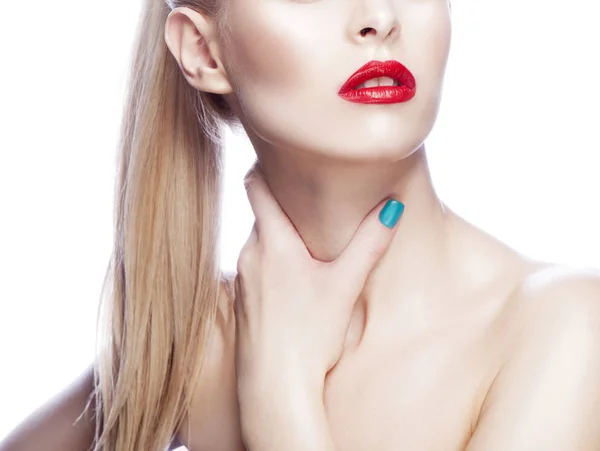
left=87, top=0, right=237, bottom=449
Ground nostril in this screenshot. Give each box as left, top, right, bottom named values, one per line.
left=360, top=27, right=375, bottom=37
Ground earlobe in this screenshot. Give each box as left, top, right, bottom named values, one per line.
left=164, top=7, right=233, bottom=94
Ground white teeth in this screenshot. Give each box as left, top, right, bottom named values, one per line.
left=364, top=78, right=380, bottom=88
left=377, top=76, right=397, bottom=87
left=355, top=77, right=400, bottom=89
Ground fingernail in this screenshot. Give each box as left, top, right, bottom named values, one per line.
left=379, top=199, right=404, bottom=229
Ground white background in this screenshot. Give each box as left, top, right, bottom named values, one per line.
left=0, top=0, right=598, bottom=444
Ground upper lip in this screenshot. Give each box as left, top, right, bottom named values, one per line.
left=339, top=60, right=416, bottom=94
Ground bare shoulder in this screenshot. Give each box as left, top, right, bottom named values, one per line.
left=508, top=262, right=600, bottom=362
left=176, top=271, right=244, bottom=451
left=467, top=263, right=600, bottom=450
left=509, top=262, right=600, bottom=328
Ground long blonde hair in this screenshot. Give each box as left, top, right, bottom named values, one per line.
left=87, top=0, right=236, bottom=449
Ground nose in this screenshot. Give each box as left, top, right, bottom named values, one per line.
left=349, top=0, right=400, bottom=46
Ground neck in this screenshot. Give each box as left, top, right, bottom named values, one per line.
left=254, top=144, right=458, bottom=310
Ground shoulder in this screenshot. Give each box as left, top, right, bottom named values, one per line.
left=176, top=271, right=243, bottom=451
left=467, top=264, right=600, bottom=449
left=507, top=263, right=600, bottom=368
left=512, top=263, right=600, bottom=325
left=499, top=262, right=600, bottom=368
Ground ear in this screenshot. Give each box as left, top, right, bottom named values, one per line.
left=164, top=7, right=233, bottom=94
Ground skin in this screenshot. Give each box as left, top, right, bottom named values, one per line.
left=167, top=0, right=600, bottom=450
left=2, top=1, right=600, bottom=450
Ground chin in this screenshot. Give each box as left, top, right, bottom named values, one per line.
left=242, top=101, right=437, bottom=164
left=339, top=124, right=434, bottom=161
left=347, top=139, right=426, bottom=163
left=324, top=114, right=437, bottom=163
left=288, top=132, right=428, bottom=164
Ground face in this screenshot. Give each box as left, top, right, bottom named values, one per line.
left=219, top=0, right=452, bottom=162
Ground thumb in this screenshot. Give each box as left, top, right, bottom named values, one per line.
left=333, top=198, right=404, bottom=289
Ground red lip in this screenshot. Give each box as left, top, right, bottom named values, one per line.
left=338, top=60, right=417, bottom=104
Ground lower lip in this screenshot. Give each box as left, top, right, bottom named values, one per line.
left=339, top=85, right=416, bottom=104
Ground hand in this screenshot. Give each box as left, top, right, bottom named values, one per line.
left=233, top=164, right=404, bottom=392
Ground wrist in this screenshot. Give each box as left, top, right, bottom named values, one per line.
left=238, top=362, right=325, bottom=395
left=238, top=370, right=324, bottom=415
left=238, top=380, right=329, bottom=450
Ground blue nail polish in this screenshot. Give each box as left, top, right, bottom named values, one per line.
left=379, top=199, right=404, bottom=228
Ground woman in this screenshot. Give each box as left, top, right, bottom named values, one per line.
left=2, top=0, right=600, bottom=450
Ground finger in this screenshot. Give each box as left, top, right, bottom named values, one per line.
left=243, top=163, right=297, bottom=240
left=333, top=198, right=404, bottom=290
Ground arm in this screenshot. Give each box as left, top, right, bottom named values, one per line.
left=239, top=377, right=337, bottom=451
left=466, top=269, right=600, bottom=450
left=0, top=365, right=96, bottom=451
left=0, top=365, right=184, bottom=451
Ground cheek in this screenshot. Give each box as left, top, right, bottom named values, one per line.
left=225, top=28, right=321, bottom=143
left=431, top=20, right=452, bottom=73
left=399, top=9, right=451, bottom=113
left=411, top=10, right=452, bottom=80
left=225, top=9, right=314, bottom=103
